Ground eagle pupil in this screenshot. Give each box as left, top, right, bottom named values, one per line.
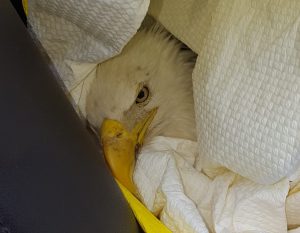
left=136, top=86, right=149, bottom=104
left=138, top=91, right=145, bottom=99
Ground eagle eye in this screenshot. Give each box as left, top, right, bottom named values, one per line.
left=136, top=86, right=149, bottom=104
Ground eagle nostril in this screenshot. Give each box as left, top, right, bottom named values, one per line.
left=116, top=132, right=123, bottom=138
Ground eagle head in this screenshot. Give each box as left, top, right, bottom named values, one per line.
left=85, top=26, right=196, bottom=195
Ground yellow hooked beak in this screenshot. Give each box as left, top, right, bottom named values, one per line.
left=100, top=108, right=157, bottom=196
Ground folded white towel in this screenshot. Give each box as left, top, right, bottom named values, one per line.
left=28, top=0, right=149, bottom=91
left=149, top=0, right=300, bottom=185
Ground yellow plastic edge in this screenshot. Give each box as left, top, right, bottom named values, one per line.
left=22, top=0, right=28, bottom=15
left=116, top=180, right=171, bottom=233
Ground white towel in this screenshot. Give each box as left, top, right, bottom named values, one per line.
left=134, top=136, right=299, bottom=233
left=145, top=1, right=300, bottom=231
left=28, top=0, right=149, bottom=114
left=149, top=0, right=300, bottom=186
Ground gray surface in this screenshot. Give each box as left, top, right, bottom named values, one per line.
left=0, top=1, right=140, bottom=232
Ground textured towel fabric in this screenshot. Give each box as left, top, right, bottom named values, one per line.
left=28, top=0, right=149, bottom=91
left=149, top=0, right=300, bottom=185
left=134, top=137, right=209, bottom=233
left=134, top=136, right=299, bottom=233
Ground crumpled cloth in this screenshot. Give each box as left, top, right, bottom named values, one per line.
left=28, top=0, right=149, bottom=114
left=134, top=136, right=300, bottom=233
left=149, top=0, right=300, bottom=185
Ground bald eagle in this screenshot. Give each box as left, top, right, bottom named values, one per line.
left=86, top=26, right=196, bottom=195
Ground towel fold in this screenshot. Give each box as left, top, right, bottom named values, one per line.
left=134, top=136, right=300, bottom=233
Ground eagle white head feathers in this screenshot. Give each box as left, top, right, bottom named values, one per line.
left=86, top=26, right=196, bottom=143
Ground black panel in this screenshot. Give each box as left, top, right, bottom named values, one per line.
left=10, top=0, right=27, bottom=25
left=0, top=1, right=140, bottom=232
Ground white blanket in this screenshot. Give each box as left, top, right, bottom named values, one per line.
left=134, top=136, right=300, bottom=233
left=28, top=0, right=300, bottom=232
left=149, top=0, right=300, bottom=186
left=28, top=0, right=149, bottom=114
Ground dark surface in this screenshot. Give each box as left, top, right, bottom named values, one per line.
left=0, top=1, right=140, bottom=232
left=10, top=0, right=27, bottom=25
